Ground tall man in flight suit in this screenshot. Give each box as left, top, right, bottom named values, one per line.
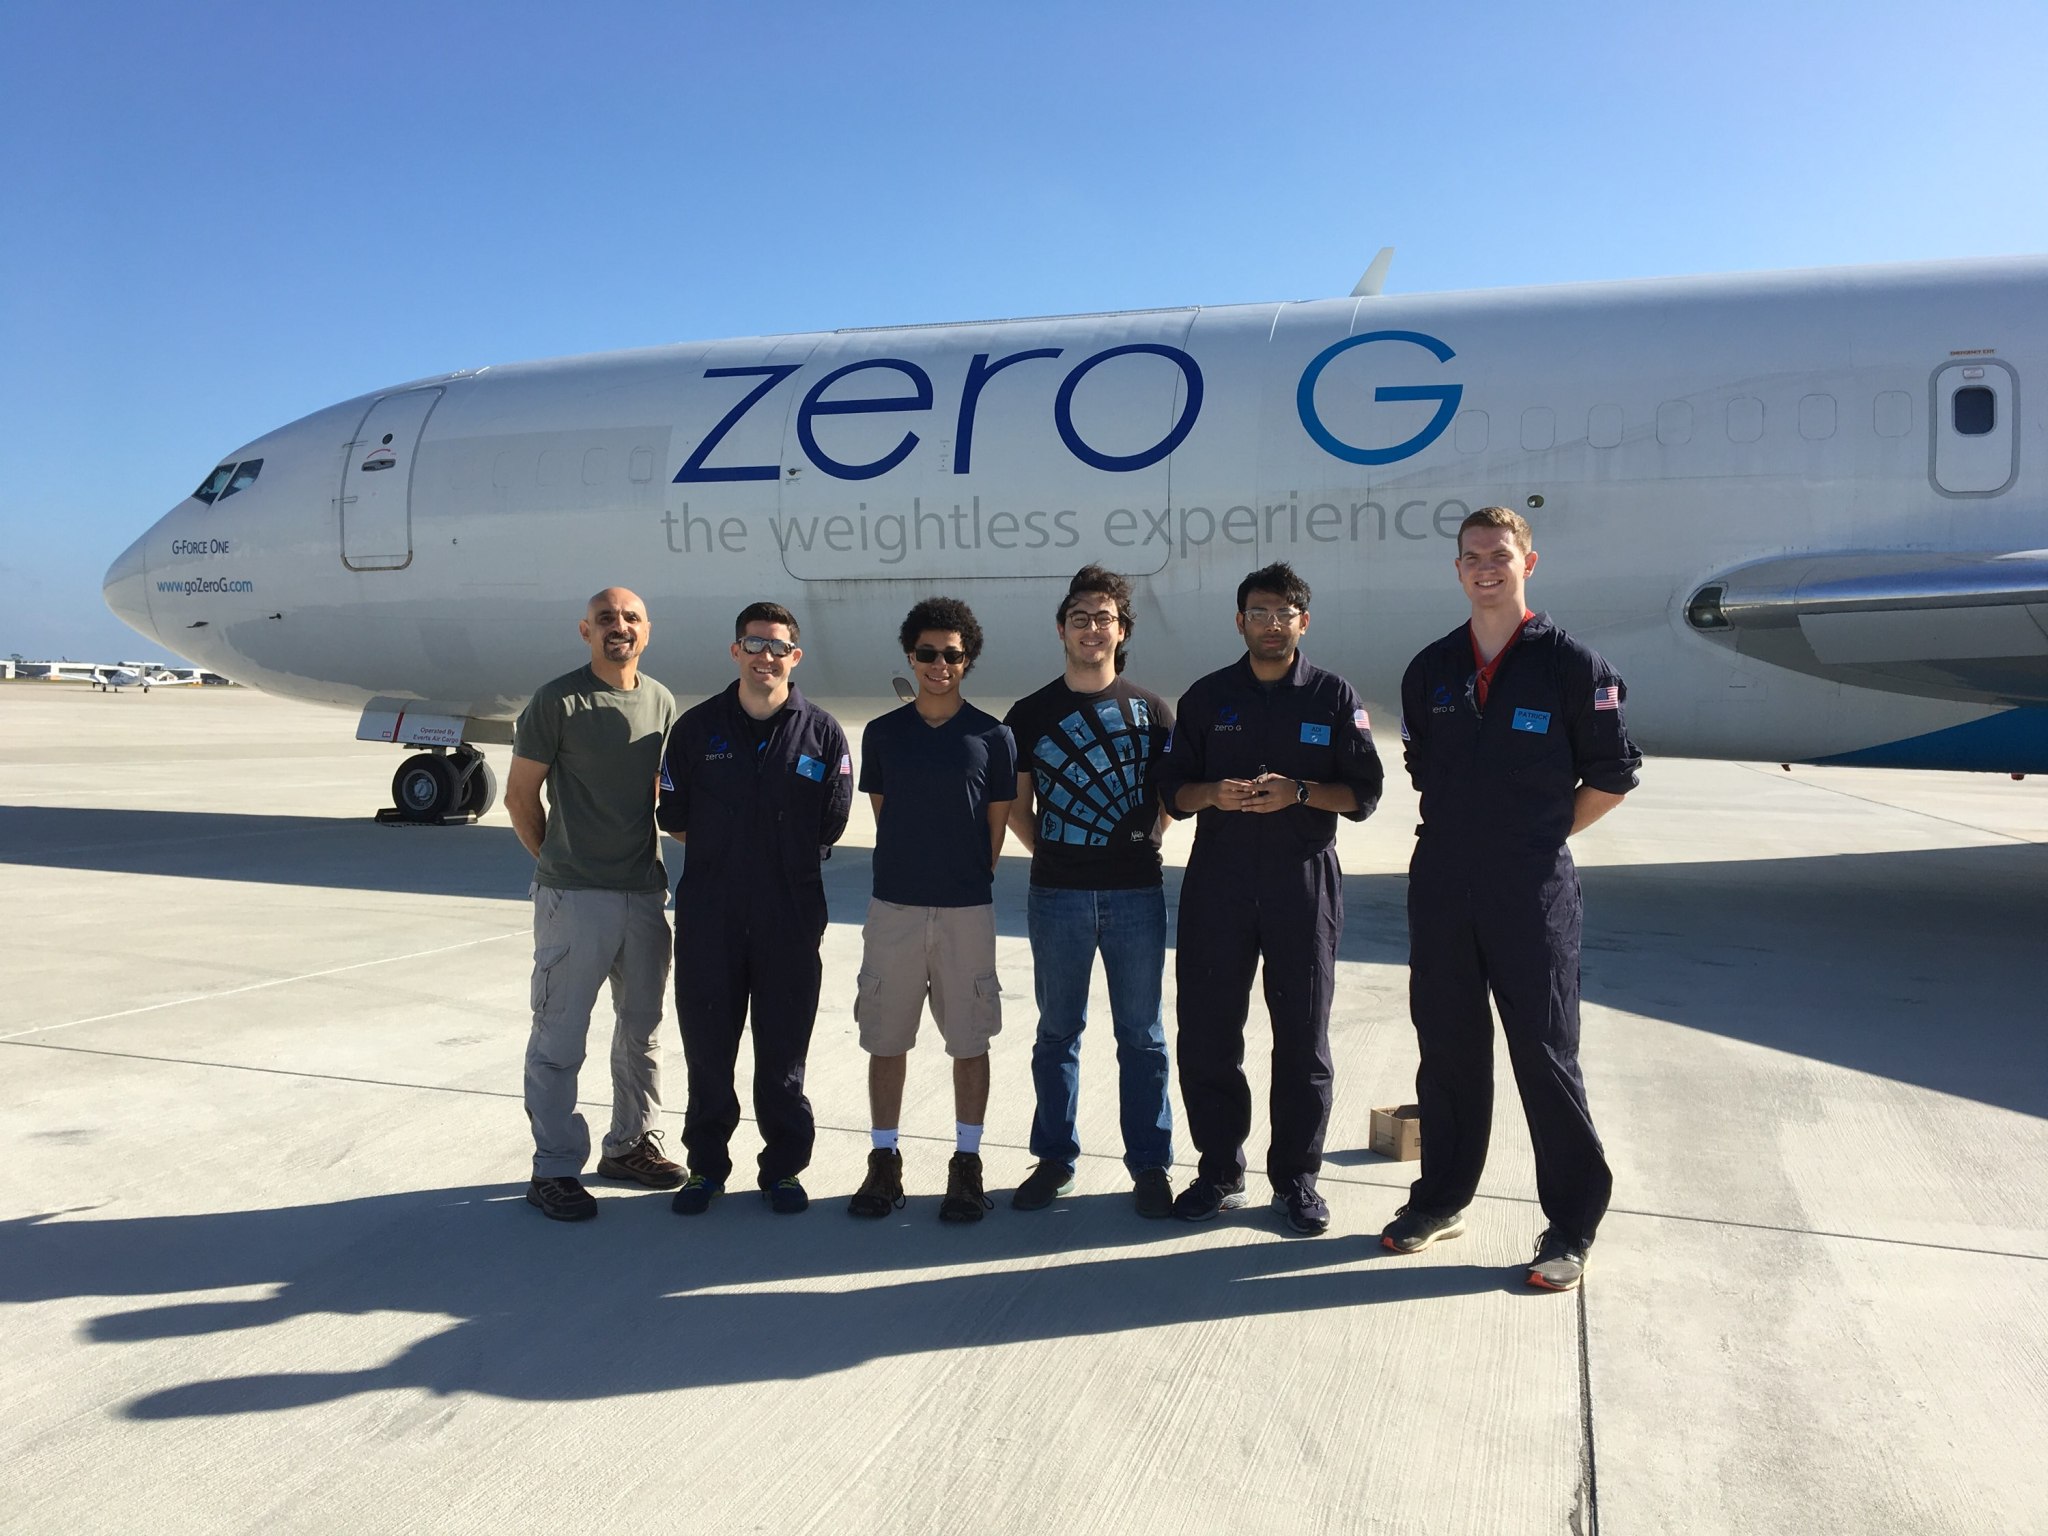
left=657, top=602, right=852, bottom=1216
left=1156, top=562, right=1384, bottom=1234
left=1381, top=507, right=1640, bottom=1291
left=509, top=586, right=684, bottom=1221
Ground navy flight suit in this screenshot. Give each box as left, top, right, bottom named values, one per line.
left=1156, top=651, right=1384, bottom=1194
left=656, top=682, right=852, bottom=1187
left=1400, top=612, right=1640, bottom=1243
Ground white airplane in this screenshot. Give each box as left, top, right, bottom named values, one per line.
left=104, top=254, right=2047, bottom=821
left=90, top=664, right=199, bottom=693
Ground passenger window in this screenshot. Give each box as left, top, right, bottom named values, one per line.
left=192, top=464, right=235, bottom=505
left=216, top=459, right=263, bottom=501
left=1954, top=387, right=1995, bottom=436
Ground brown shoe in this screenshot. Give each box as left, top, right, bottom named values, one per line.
left=594, top=1128, right=685, bottom=1189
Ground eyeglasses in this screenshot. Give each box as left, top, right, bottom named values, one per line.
left=738, top=636, right=796, bottom=658
left=1242, top=606, right=1304, bottom=627
left=1064, top=609, right=1121, bottom=632
left=912, top=645, right=968, bottom=665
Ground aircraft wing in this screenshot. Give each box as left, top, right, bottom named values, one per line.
left=1687, top=549, right=2048, bottom=705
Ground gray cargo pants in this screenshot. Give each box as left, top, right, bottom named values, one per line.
left=524, top=884, right=672, bottom=1178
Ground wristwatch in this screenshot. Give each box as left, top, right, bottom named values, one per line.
left=1293, top=778, right=1310, bottom=805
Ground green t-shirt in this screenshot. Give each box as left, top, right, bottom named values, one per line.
left=512, top=664, right=678, bottom=892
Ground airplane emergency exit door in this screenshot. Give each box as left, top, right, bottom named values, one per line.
left=340, top=388, right=442, bottom=569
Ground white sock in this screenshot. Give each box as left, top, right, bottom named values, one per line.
left=872, top=1128, right=899, bottom=1151
left=956, top=1122, right=983, bottom=1155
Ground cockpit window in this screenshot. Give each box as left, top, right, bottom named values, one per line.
left=217, top=459, right=264, bottom=501
left=192, top=464, right=236, bottom=504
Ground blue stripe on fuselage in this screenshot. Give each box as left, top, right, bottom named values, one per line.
left=1812, top=707, right=2048, bottom=772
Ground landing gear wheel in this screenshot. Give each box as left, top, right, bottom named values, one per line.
left=456, top=752, right=498, bottom=818
left=392, top=752, right=460, bottom=820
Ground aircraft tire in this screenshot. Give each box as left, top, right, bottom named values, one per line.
left=392, top=753, right=461, bottom=820
left=457, top=754, right=499, bottom=819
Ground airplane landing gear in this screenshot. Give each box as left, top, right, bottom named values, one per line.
left=381, top=745, right=497, bottom=825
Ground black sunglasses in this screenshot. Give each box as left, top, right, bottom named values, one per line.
left=738, top=636, right=796, bottom=658
left=912, top=645, right=968, bottom=665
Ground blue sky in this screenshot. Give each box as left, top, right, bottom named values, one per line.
left=5, top=0, right=2046, bottom=661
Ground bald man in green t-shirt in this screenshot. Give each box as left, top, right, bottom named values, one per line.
left=508, top=587, right=682, bottom=1221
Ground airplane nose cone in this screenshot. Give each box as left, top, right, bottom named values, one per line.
left=104, top=533, right=155, bottom=641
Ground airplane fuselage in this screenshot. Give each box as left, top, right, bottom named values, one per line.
left=105, top=257, right=2048, bottom=772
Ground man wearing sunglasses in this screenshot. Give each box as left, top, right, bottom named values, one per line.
left=1155, top=562, right=1384, bottom=1234
left=656, top=603, right=852, bottom=1216
left=1002, top=565, right=1177, bottom=1217
left=1381, top=508, right=1638, bottom=1292
left=849, top=597, right=1017, bottom=1223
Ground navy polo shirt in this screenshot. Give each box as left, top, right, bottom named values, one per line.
left=859, top=702, right=1017, bottom=907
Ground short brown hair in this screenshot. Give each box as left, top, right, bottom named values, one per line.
left=1458, top=507, right=1532, bottom=553
left=734, top=601, right=799, bottom=642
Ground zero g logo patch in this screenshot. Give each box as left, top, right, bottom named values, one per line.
left=1213, top=705, right=1243, bottom=732
left=1431, top=684, right=1457, bottom=715
left=704, top=732, right=735, bottom=762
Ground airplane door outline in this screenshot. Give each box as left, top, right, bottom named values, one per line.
left=340, top=387, right=443, bottom=570
left=1929, top=359, right=2018, bottom=497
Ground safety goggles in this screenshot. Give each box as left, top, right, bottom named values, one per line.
left=912, top=645, right=968, bottom=665
left=1242, top=606, right=1305, bottom=628
left=738, top=636, right=796, bottom=658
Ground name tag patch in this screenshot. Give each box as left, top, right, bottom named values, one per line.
left=1511, top=708, right=1552, bottom=735
left=1299, top=722, right=1331, bottom=745
left=795, top=754, right=826, bottom=781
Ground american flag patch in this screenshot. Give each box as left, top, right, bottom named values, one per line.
left=1593, top=685, right=1620, bottom=711
left=1352, top=707, right=1370, bottom=732
left=838, top=752, right=852, bottom=775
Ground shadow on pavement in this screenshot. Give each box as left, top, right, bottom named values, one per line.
left=1, top=1186, right=1501, bottom=1418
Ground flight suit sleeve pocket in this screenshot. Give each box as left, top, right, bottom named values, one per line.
left=530, top=943, right=572, bottom=1013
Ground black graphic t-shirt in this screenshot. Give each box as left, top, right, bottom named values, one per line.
left=1004, top=677, right=1175, bottom=890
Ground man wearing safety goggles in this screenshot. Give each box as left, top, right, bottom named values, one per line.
left=1155, top=562, right=1384, bottom=1235
left=849, top=596, right=1017, bottom=1223
left=656, top=602, right=853, bottom=1216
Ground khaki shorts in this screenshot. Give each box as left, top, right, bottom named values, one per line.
left=855, top=899, right=1002, bottom=1058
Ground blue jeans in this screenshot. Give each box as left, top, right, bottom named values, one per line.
left=1026, top=884, right=1173, bottom=1174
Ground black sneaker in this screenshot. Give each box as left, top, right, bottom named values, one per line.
left=669, top=1174, right=723, bottom=1215
left=1131, top=1167, right=1173, bottom=1219
left=761, top=1176, right=809, bottom=1215
left=939, top=1152, right=994, bottom=1223
left=1171, top=1175, right=1249, bottom=1223
left=595, top=1128, right=686, bottom=1189
left=1274, top=1184, right=1330, bottom=1236
left=848, top=1148, right=906, bottom=1218
left=526, top=1176, right=597, bottom=1222
left=1380, top=1204, right=1467, bottom=1253
left=1011, top=1160, right=1075, bottom=1211
left=1528, top=1228, right=1591, bottom=1291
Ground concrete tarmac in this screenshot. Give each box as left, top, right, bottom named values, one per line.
left=2, top=683, right=2044, bottom=1535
